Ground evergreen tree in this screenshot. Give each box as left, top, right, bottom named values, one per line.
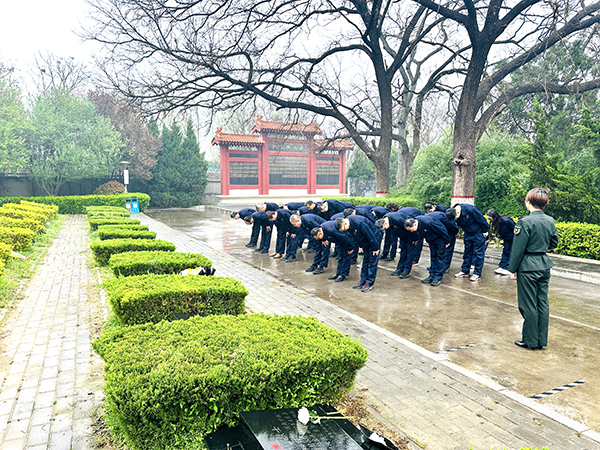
left=148, top=119, right=208, bottom=208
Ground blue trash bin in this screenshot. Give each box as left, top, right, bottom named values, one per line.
left=125, top=197, right=140, bottom=213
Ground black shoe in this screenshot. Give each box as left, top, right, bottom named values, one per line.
left=398, top=271, right=410, bottom=279
left=514, top=341, right=541, bottom=350
left=335, top=275, right=346, bottom=282
left=361, top=284, right=373, bottom=293
left=254, top=247, right=262, bottom=252
left=313, top=266, right=325, bottom=274
left=421, top=276, right=434, bottom=284
left=306, top=248, right=316, bottom=253
left=245, top=243, right=257, bottom=248
left=305, top=265, right=317, bottom=272
left=259, top=248, right=269, bottom=253
left=328, top=275, right=338, bottom=280
left=331, top=252, right=339, bottom=258
left=351, top=259, right=358, bottom=265
left=285, top=257, right=297, bottom=263
left=385, top=256, right=394, bottom=262
left=352, top=281, right=366, bottom=289
left=281, top=255, right=289, bottom=262
left=390, top=269, right=401, bottom=276
left=430, top=279, right=441, bottom=286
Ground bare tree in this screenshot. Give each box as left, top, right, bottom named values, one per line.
left=412, top=0, right=600, bottom=203
left=84, top=0, right=456, bottom=195
left=32, top=52, right=89, bottom=94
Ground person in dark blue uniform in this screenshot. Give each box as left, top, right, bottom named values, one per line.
left=375, top=208, right=421, bottom=279
left=288, top=213, right=326, bottom=264
left=486, top=209, right=516, bottom=276
left=317, top=199, right=352, bottom=221
left=244, top=211, right=272, bottom=253
left=335, top=215, right=382, bottom=292
left=256, top=202, right=280, bottom=213
left=509, top=188, right=558, bottom=350
left=446, top=203, right=489, bottom=281
left=266, top=209, right=294, bottom=259
left=404, top=214, right=450, bottom=286
left=309, top=222, right=355, bottom=279
left=352, top=205, right=377, bottom=223
left=374, top=203, right=401, bottom=261
left=424, top=201, right=447, bottom=213
left=285, top=201, right=305, bottom=212
left=427, top=210, right=459, bottom=273
left=230, top=207, right=259, bottom=247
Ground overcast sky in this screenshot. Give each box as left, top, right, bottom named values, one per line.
left=0, top=0, right=97, bottom=88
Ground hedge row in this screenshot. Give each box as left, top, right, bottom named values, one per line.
left=104, top=274, right=247, bottom=325
left=0, top=226, right=35, bottom=251
left=89, top=217, right=141, bottom=231
left=97, top=224, right=150, bottom=234
left=554, top=222, right=600, bottom=260
left=109, top=251, right=212, bottom=277
left=0, top=193, right=150, bottom=214
left=93, top=314, right=368, bottom=450
left=0, top=242, right=11, bottom=262
left=90, top=238, right=176, bottom=265
left=98, top=229, right=157, bottom=241
left=324, top=195, right=421, bottom=208
left=2, top=202, right=57, bottom=222
left=0, top=216, right=44, bottom=234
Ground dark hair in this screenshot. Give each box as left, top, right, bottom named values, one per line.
left=310, top=227, right=322, bottom=238
left=404, top=218, right=416, bottom=228
left=486, top=209, right=499, bottom=234
left=445, top=208, right=457, bottom=221
left=424, top=201, right=435, bottom=212
left=386, top=202, right=400, bottom=212
left=343, top=207, right=355, bottom=217
left=230, top=211, right=238, bottom=218
left=243, top=216, right=253, bottom=224
left=374, top=218, right=386, bottom=229
left=334, top=217, right=345, bottom=230
left=266, top=211, right=276, bottom=220
left=526, top=187, right=550, bottom=209
left=305, top=200, right=314, bottom=207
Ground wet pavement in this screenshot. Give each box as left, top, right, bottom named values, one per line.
left=146, top=206, right=600, bottom=438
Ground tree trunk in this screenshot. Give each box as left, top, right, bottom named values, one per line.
left=395, top=139, right=412, bottom=187
left=451, top=129, right=478, bottom=206
left=372, top=150, right=391, bottom=197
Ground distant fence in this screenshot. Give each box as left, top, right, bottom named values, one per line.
left=347, top=177, right=375, bottom=197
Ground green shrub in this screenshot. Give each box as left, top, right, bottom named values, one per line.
left=0, top=260, right=4, bottom=277
left=0, top=242, right=12, bottom=262
left=93, top=314, right=368, bottom=449
left=554, top=222, right=600, bottom=260
left=20, top=200, right=59, bottom=220
left=86, top=205, right=130, bottom=214
left=103, top=274, right=246, bottom=324
left=0, top=208, right=47, bottom=225
left=109, top=251, right=211, bottom=277
left=2, top=202, right=55, bottom=222
left=98, top=229, right=157, bottom=240
left=90, top=239, right=176, bottom=265
left=88, top=211, right=131, bottom=219
left=0, top=216, right=44, bottom=234
left=97, top=225, right=150, bottom=234
left=0, top=193, right=150, bottom=214
left=324, top=196, right=421, bottom=208
left=0, top=226, right=35, bottom=250
left=88, top=217, right=141, bottom=231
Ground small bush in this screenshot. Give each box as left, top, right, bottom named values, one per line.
left=97, top=225, right=150, bottom=234
left=86, top=206, right=130, bottom=215
left=0, top=226, right=35, bottom=250
left=0, top=260, right=4, bottom=276
left=554, top=222, right=600, bottom=260
left=98, top=229, right=157, bottom=240
left=103, top=274, right=246, bottom=324
left=0, top=242, right=12, bottom=262
left=0, top=208, right=47, bottom=225
left=93, top=314, right=368, bottom=450
left=2, top=202, right=55, bottom=222
left=94, top=180, right=126, bottom=195
left=0, top=193, right=150, bottom=214
left=90, top=238, right=176, bottom=265
left=88, top=217, right=141, bottom=231
left=0, top=216, right=44, bottom=234
left=109, top=251, right=211, bottom=277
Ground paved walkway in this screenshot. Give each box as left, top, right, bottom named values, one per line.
left=0, top=214, right=599, bottom=449
left=0, top=215, right=105, bottom=450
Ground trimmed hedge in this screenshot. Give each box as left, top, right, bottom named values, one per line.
left=88, top=217, right=141, bottom=231
left=0, top=193, right=150, bottom=214
left=109, top=251, right=212, bottom=277
left=0, top=208, right=47, bottom=225
left=0, top=259, right=4, bottom=276
left=90, top=239, right=176, bottom=265
left=0, top=226, right=35, bottom=250
left=324, top=195, right=421, bottom=208
left=3, top=202, right=55, bottom=222
left=20, top=200, right=59, bottom=218
left=93, top=314, right=368, bottom=449
left=98, top=229, right=157, bottom=241
left=86, top=206, right=130, bottom=216
left=554, top=222, right=600, bottom=260
left=0, top=242, right=12, bottom=262
left=88, top=211, right=131, bottom=219
left=97, top=224, right=150, bottom=233
left=0, top=216, right=44, bottom=234
left=103, top=274, right=247, bottom=325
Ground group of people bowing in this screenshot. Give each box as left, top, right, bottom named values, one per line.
left=230, top=199, right=515, bottom=293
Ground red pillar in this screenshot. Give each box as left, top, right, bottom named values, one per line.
left=220, top=145, right=230, bottom=195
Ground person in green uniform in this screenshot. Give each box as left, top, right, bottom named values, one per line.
left=509, top=188, right=559, bottom=350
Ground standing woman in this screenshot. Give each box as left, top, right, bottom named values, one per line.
left=486, top=209, right=516, bottom=276
left=509, top=188, right=559, bottom=350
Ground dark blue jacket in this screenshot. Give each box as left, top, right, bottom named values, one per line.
left=370, top=206, right=390, bottom=219
left=321, top=221, right=355, bottom=248
left=250, top=211, right=269, bottom=226
left=428, top=211, right=459, bottom=236
left=399, top=206, right=424, bottom=217
left=497, top=215, right=516, bottom=242
left=297, top=206, right=312, bottom=215
left=286, top=202, right=304, bottom=211
left=456, top=204, right=489, bottom=235
left=347, top=215, right=381, bottom=250
left=318, top=199, right=348, bottom=220
left=264, top=202, right=280, bottom=212
left=385, top=210, right=418, bottom=239
left=300, top=213, right=326, bottom=233
left=434, top=204, right=448, bottom=212
left=355, top=206, right=376, bottom=222
left=413, top=214, right=450, bottom=245
left=273, top=209, right=294, bottom=230
left=237, top=208, right=256, bottom=219
left=330, top=212, right=345, bottom=221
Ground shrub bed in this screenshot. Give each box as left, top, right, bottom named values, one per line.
left=0, top=216, right=44, bottom=234
left=0, top=208, right=47, bottom=225
left=0, top=242, right=12, bottom=261
left=86, top=205, right=130, bottom=215
left=88, top=217, right=141, bottom=231
left=108, top=251, right=211, bottom=277
left=98, top=229, right=157, bottom=241
left=2, top=202, right=56, bottom=222
left=97, top=225, right=150, bottom=234
left=103, top=274, right=246, bottom=324
left=90, top=238, right=176, bottom=265
left=324, top=195, right=421, bottom=208
left=0, top=226, right=35, bottom=250
left=554, top=222, right=600, bottom=260
left=93, top=313, right=368, bottom=449
left=0, top=193, right=150, bottom=214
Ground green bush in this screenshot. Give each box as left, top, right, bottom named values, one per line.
left=20, top=200, right=59, bottom=220
left=0, top=216, right=44, bottom=234
left=97, top=224, right=150, bottom=234
left=93, top=314, right=368, bottom=449
left=324, top=196, right=421, bottom=208
left=0, top=193, right=150, bottom=214
left=2, top=202, right=55, bottom=222
left=554, top=222, right=600, bottom=260
left=90, top=239, right=176, bottom=265
left=88, top=217, right=141, bottom=231
left=0, top=226, right=35, bottom=250
left=0, top=242, right=12, bottom=262
left=98, top=229, right=156, bottom=241
left=94, top=180, right=126, bottom=195
left=86, top=205, right=130, bottom=215
left=103, top=274, right=246, bottom=325
left=88, top=211, right=131, bottom=219
left=0, top=208, right=47, bottom=225
left=0, top=260, right=4, bottom=277
left=109, top=251, right=211, bottom=277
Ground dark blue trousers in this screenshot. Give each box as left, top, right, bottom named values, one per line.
left=443, top=235, right=456, bottom=271
left=396, top=237, right=417, bottom=273
left=275, top=225, right=292, bottom=255
left=361, top=247, right=380, bottom=285
left=382, top=229, right=398, bottom=258
left=427, top=241, right=447, bottom=280
left=313, top=241, right=330, bottom=268
left=249, top=222, right=260, bottom=245
left=259, top=225, right=272, bottom=250
left=461, top=233, right=487, bottom=276
left=499, top=240, right=513, bottom=270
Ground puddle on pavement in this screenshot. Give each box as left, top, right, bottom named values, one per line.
left=145, top=206, right=600, bottom=433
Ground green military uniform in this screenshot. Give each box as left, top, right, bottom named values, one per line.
left=508, top=210, right=559, bottom=348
